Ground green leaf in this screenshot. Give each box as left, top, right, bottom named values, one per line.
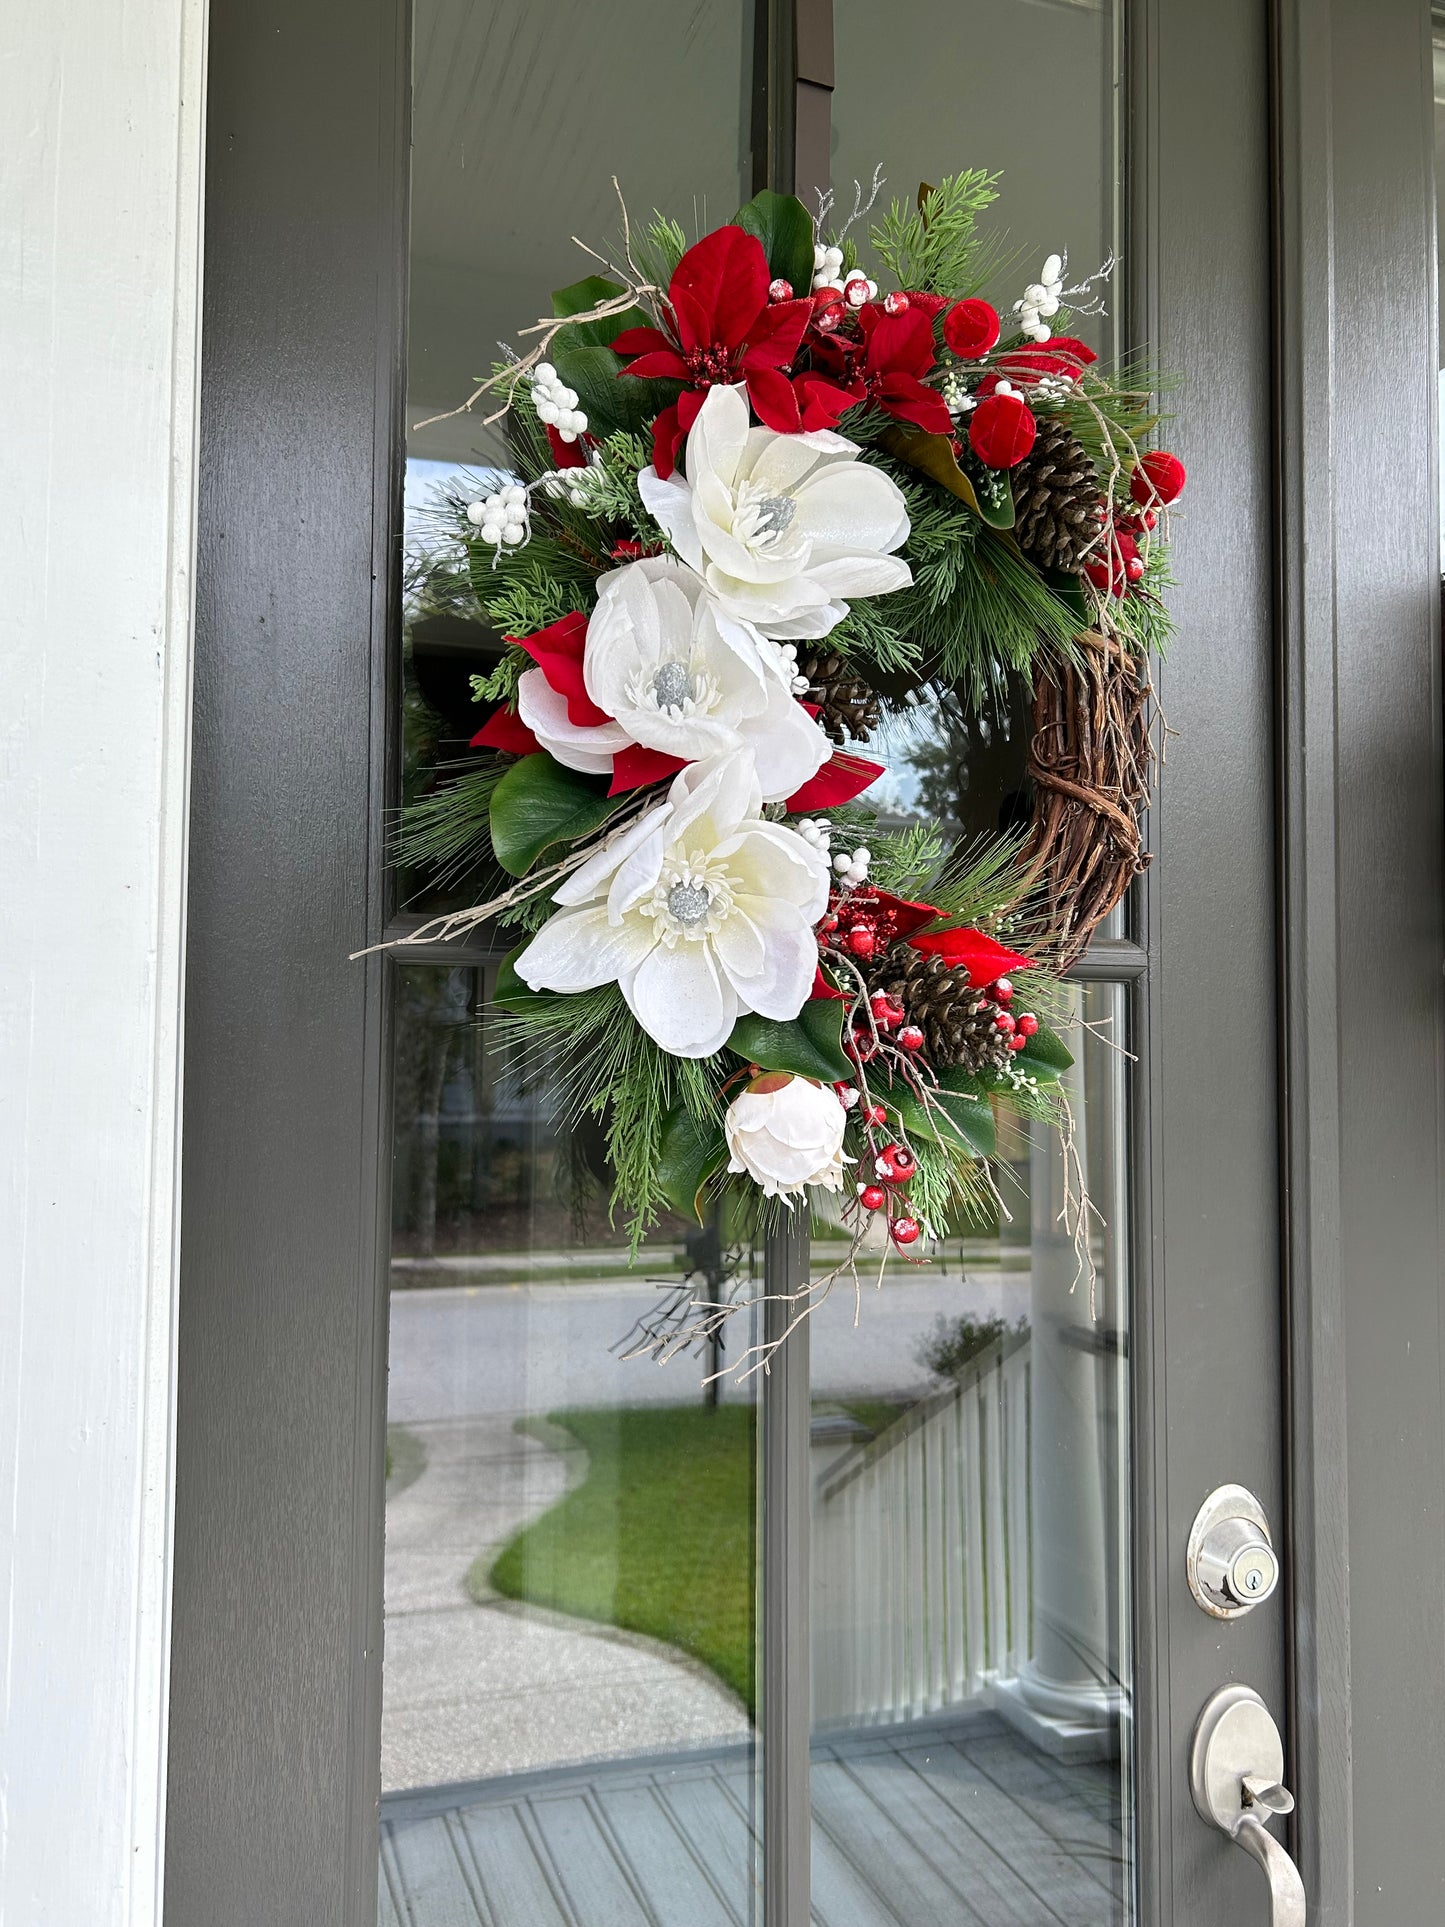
left=889, top=1074, right=996, bottom=1160
left=1040, top=566, right=1090, bottom=627
left=727, top=997, right=853, bottom=1084
left=657, top=1103, right=728, bottom=1222
left=551, top=275, right=650, bottom=349
left=1014, top=1020, right=1074, bottom=1083
left=548, top=340, right=674, bottom=441
left=492, top=946, right=553, bottom=1013
left=733, top=189, right=815, bottom=296
left=489, top=753, right=621, bottom=877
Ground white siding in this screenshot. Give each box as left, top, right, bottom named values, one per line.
left=0, top=0, right=206, bottom=1919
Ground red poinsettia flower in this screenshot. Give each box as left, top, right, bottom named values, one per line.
left=907, top=925, right=1034, bottom=987
left=995, top=335, right=1098, bottom=384
left=611, top=225, right=815, bottom=478
left=802, top=296, right=953, bottom=436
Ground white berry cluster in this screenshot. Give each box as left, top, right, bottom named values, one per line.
left=832, top=844, right=871, bottom=888
left=812, top=244, right=877, bottom=306
left=776, top=643, right=814, bottom=697
left=530, top=362, right=588, bottom=442
left=538, top=465, right=600, bottom=509
left=1014, top=253, right=1064, bottom=343
left=795, top=816, right=833, bottom=853
left=942, top=371, right=976, bottom=417
left=466, top=483, right=530, bottom=552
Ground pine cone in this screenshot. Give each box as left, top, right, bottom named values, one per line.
left=1012, top=416, right=1103, bottom=572
left=797, top=648, right=882, bottom=746
left=875, top=944, right=1014, bottom=1077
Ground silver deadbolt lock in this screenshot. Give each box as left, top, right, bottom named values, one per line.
left=1187, top=1484, right=1280, bottom=1618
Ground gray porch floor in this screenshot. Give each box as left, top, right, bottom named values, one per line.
left=379, top=1710, right=1126, bottom=1927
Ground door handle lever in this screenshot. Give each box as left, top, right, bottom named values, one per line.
left=1191, top=1684, right=1306, bottom=1926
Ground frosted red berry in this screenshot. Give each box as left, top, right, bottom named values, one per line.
left=859, top=1184, right=887, bottom=1211
left=862, top=1102, right=887, bottom=1126
left=992, top=977, right=1014, bottom=1003
left=1017, top=1012, right=1039, bottom=1038
left=768, top=277, right=794, bottom=303
left=898, top=1024, right=925, bottom=1052
left=1008, top=1034, right=1028, bottom=1053
left=846, top=924, right=877, bottom=959
left=891, top=1215, right=921, bottom=1247
left=994, top=1011, right=1017, bottom=1035
left=883, top=290, right=911, bottom=316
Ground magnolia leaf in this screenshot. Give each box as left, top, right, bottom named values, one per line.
left=1040, top=566, right=1091, bottom=627
left=727, top=997, right=853, bottom=1084
left=733, top=189, right=815, bottom=297
left=547, top=340, right=672, bottom=441
left=889, top=1075, right=997, bottom=1160
left=489, top=753, right=621, bottom=877
left=551, top=275, right=650, bottom=349
left=956, top=443, right=1016, bottom=529
left=1014, top=1020, right=1074, bottom=1083
left=658, top=1104, right=729, bottom=1222
left=879, top=423, right=985, bottom=515
left=492, top=946, right=554, bottom=1013
left=934, top=1068, right=1000, bottom=1158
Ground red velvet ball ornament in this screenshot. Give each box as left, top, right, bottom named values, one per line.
left=891, top=1215, right=922, bottom=1247
left=1130, top=449, right=1187, bottom=507
left=768, top=277, right=795, bottom=303
left=1017, top=1012, right=1039, bottom=1038
left=860, top=1184, right=888, bottom=1211
left=992, top=976, right=1014, bottom=1004
left=968, top=392, right=1037, bottom=470
left=812, top=284, right=844, bottom=305
left=942, top=297, right=1001, bottom=360
left=898, top=1024, right=926, bottom=1052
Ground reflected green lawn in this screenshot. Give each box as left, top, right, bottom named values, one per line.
left=484, top=1404, right=757, bottom=1712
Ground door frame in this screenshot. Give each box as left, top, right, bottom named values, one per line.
left=164, top=3, right=1445, bottom=1923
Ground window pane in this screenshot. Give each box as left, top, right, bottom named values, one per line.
left=812, top=5, right=1134, bottom=1920
left=383, top=5, right=760, bottom=1919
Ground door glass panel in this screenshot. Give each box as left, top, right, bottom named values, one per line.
left=813, top=5, right=1134, bottom=1920
left=383, top=5, right=760, bottom=1920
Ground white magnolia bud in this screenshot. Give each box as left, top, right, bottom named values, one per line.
left=725, top=1074, right=852, bottom=1200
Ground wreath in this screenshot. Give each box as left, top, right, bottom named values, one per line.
left=389, top=170, right=1184, bottom=1304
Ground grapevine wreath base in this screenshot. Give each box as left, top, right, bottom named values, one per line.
left=381, top=168, right=1185, bottom=1371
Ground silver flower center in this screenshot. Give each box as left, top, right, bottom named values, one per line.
left=754, top=493, right=796, bottom=537
left=666, top=880, right=712, bottom=926
left=651, top=661, right=692, bottom=711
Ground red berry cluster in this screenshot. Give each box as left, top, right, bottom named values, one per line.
left=844, top=1129, right=922, bottom=1249
left=1084, top=450, right=1187, bottom=598
left=986, top=975, right=1040, bottom=1054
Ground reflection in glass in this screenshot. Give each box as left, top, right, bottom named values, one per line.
left=809, top=983, right=1131, bottom=1923
left=380, top=963, right=760, bottom=1925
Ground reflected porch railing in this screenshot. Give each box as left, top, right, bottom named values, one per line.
left=812, top=1333, right=1032, bottom=1727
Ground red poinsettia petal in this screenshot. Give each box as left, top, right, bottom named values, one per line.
left=741, top=296, right=812, bottom=369
left=671, top=224, right=770, bottom=351
left=611, top=325, right=674, bottom=358
left=746, top=362, right=803, bottom=434
left=785, top=750, right=884, bottom=811
left=608, top=743, right=687, bottom=794
left=514, top=611, right=612, bottom=728
left=621, top=349, right=691, bottom=381
left=810, top=968, right=847, bottom=1002
left=877, top=374, right=953, bottom=435
left=545, top=425, right=587, bottom=469
left=650, top=403, right=684, bottom=480
left=853, top=888, right=944, bottom=941
left=907, top=926, right=1035, bottom=987
left=903, top=290, right=950, bottom=320
left=860, top=304, right=936, bottom=377
left=470, top=707, right=541, bottom=755
left=794, top=373, right=863, bottom=431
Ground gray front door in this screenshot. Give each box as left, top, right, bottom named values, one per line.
left=164, top=3, right=1445, bottom=1925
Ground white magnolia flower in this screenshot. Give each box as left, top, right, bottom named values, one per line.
left=638, top=383, right=912, bottom=643
left=514, top=751, right=830, bottom=1057
left=516, top=556, right=830, bottom=801
left=725, top=1073, right=852, bottom=1199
